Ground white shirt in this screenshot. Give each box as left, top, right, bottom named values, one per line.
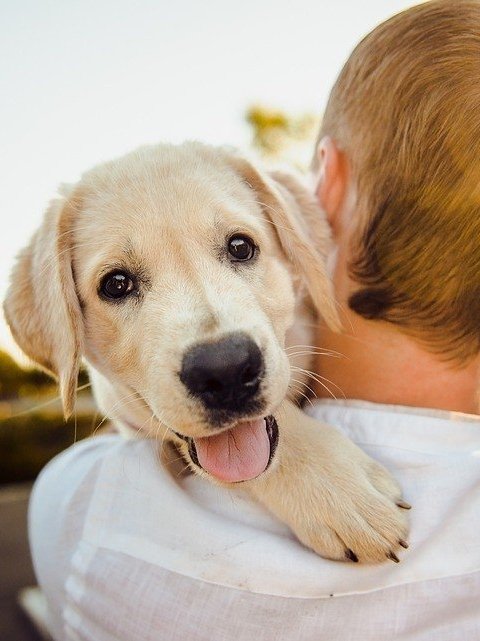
left=29, top=400, right=480, bottom=641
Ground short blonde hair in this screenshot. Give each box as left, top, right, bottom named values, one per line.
left=319, top=0, right=480, bottom=361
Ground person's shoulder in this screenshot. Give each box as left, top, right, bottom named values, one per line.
left=37, top=434, right=130, bottom=480
left=31, top=434, right=161, bottom=515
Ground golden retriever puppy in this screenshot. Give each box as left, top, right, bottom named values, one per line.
left=4, top=142, right=409, bottom=563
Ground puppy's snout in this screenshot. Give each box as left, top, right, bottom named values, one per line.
left=180, top=333, right=264, bottom=411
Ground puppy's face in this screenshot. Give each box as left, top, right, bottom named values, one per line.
left=74, top=145, right=295, bottom=440
left=5, top=142, right=337, bottom=483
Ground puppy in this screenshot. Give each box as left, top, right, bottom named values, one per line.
left=4, top=142, right=409, bottom=563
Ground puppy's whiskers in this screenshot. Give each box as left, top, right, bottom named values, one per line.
left=289, top=376, right=317, bottom=399
left=291, top=365, right=345, bottom=400
left=8, top=382, right=92, bottom=419
left=286, top=344, right=345, bottom=359
left=92, top=390, right=143, bottom=435
left=289, top=379, right=314, bottom=407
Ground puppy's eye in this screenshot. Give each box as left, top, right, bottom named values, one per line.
left=99, top=272, right=135, bottom=300
left=227, top=235, right=256, bottom=261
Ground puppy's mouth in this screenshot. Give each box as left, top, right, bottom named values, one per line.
left=174, top=415, right=279, bottom=483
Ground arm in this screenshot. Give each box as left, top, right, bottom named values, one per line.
left=245, top=399, right=409, bottom=563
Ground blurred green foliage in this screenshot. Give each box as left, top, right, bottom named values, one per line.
left=0, top=411, right=95, bottom=483
left=0, top=350, right=89, bottom=400
left=0, top=350, right=52, bottom=399
left=0, top=350, right=95, bottom=484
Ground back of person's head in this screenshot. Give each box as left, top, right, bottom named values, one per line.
left=318, top=0, right=480, bottom=362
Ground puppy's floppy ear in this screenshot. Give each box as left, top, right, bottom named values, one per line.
left=228, top=155, right=341, bottom=330
left=3, top=187, right=84, bottom=417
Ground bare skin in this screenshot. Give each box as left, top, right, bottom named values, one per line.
left=311, top=137, right=480, bottom=415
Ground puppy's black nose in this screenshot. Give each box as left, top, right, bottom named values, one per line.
left=180, top=333, right=264, bottom=411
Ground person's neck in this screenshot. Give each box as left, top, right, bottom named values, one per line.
left=313, top=313, right=480, bottom=415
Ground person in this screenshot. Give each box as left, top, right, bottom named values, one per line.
left=28, top=1, right=480, bottom=639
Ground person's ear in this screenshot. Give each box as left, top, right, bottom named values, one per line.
left=312, top=136, right=347, bottom=234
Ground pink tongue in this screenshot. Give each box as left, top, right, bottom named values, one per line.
left=194, top=418, right=270, bottom=482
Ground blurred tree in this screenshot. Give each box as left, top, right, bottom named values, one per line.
left=246, top=105, right=319, bottom=169
left=0, top=350, right=52, bottom=400
left=0, top=349, right=94, bottom=483
left=0, top=349, right=89, bottom=400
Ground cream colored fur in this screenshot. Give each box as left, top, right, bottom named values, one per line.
left=4, top=142, right=408, bottom=563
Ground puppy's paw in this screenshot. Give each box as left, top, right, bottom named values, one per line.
left=291, top=451, right=410, bottom=564
left=247, top=406, right=410, bottom=564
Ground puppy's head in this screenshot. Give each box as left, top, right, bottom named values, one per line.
left=4, top=143, right=339, bottom=482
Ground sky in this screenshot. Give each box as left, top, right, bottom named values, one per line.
left=0, top=0, right=419, bottom=356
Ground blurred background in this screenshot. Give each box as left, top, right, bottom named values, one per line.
left=0, top=0, right=420, bottom=638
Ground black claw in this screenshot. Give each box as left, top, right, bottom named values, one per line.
left=345, top=549, right=359, bottom=563
left=396, top=499, right=411, bottom=510
left=399, top=539, right=409, bottom=549
left=387, top=551, right=400, bottom=563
